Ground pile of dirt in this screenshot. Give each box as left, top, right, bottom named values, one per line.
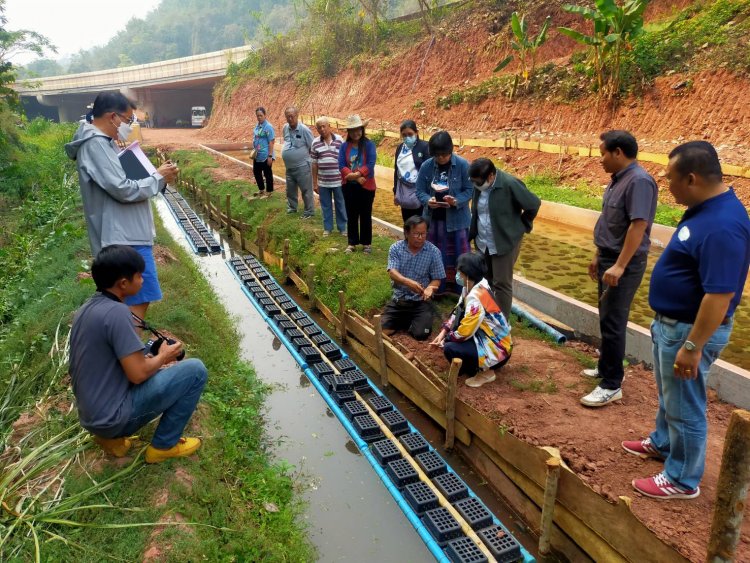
left=391, top=331, right=749, bottom=562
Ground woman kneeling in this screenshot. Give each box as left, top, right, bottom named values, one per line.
left=431, top=252, right=512, bottom=388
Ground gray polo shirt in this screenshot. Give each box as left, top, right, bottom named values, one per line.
left=594, top=162, right=657, bottom=256
left=69, top=293, right=143, bottom=437
left=281, top=122, right=314, bottom=170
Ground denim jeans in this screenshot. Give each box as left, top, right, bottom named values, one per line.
left=596, top=250, right=648, bottom=390
left=319, top=185, right=347, bottom=232
left=648, top=318, right=732, bottom=490
left=118, top=358, right=208, bottom=449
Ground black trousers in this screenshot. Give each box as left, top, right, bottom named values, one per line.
left=343, top=182, right=375, bottom=245
left=381, top=299, right=434, bottom=340
left=401, top=207, right=422, bottom=223
left=597, top=250, right=648, bottom=390
left=253, top=159, right=274, bottom=192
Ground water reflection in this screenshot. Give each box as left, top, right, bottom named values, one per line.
left=345, top=439, right=362, bottom=456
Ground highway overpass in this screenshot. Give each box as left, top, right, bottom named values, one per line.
left=13, top=45, right=254, bottom=124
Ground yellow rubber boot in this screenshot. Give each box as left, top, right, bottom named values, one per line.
left=93, top=435, right=132, bottom=457
left=145, top=437, right=201, bottom=464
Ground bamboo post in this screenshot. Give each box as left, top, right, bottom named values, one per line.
left=539, top=457, right=562, bottom=555
left=338, top=291, right=347, bottom=343
left=373, top=315, right=389, bottom=388
left=282, top=239, right=290, bottom=281
left=707, top=410, right=750, bottom=562
left=225, top=195, right=232, bottom=237
left=444, top=359, right=461, bottom=449
left=202, top=187, right=209, bottom=215
left=306, top=264, right=316, bottom=309
left=238, top=225, right=245, bottom=252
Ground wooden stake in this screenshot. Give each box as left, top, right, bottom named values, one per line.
left=444, top=359, right=461, bottom=449
left=225, top=194, right=232, bottom=236
left=282, top=239, right=290, bottom=281
left=707, top=409, right=750, bottom=562
left=338, top=291, right=347, bottom=343
left=373, top=315, right=389, bottom=388
left=306, top=264, right=316, bottom=309
left=258, top=228, right=266, bottom=263
left=539, top=457, right=562, bottom=555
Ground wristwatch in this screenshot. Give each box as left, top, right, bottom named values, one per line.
left=683, top=340, right=697, bottom=351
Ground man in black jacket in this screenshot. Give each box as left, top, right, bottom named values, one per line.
left=467, top=158, right=541, bottom=319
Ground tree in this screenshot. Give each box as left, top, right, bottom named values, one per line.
left=558, top=0, right=649, bottom=101
left=510, top=12, right=551, bottom=85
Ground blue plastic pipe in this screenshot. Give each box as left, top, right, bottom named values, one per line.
left=227, top=261, right=536, bottom=562
left=511, top=303, right=567, bottom=345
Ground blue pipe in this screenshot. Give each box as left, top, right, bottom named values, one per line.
left=227, top=261, right=536, bottom=562
left=512, top=303, right=567, bottom=345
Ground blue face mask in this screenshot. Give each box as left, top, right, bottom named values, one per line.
left=455, top=272, right=464, bottom=287
left=404, top=135, right=417, bottom=148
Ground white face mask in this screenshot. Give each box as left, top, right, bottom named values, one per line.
left=474, top=180, right=491, bottom=192
left=117, top=121, right=133, bottom=142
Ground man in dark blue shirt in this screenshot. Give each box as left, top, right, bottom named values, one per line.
left=622, top=141, right=750, bottom=500
left=581, top=131, right=658, bottom=407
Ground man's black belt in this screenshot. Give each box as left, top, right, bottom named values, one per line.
left=655, top=313, right=732, bottom=326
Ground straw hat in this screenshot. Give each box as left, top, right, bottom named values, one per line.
left=344, top=114, right=369, bottom=129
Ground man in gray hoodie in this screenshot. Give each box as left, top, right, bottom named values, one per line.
left=65, top=92, right=178, bottom=319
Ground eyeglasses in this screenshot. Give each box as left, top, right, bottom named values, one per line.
left=115, top=113, right=135, bottom=125
left=409, top=231, right=427, bottom=238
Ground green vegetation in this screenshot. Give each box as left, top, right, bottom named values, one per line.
left=510, top=12, right=552, bottom=91
left=509, top=377, right=559, bottom=393
left=0, top=124, right=312, bottom=561
left=522, top=171, right=683, bottom=227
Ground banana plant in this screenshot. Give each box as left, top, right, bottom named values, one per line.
left=559, top=0, right=649, bottom=100
left=510, top=12, right=552, bottom=86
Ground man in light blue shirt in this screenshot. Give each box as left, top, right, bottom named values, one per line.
left=281, top=106, right=315, bottom=218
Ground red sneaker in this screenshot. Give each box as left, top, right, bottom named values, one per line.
left=621, top=438, right=664, bottom=460
left=632, top=472, right=700, bottom=500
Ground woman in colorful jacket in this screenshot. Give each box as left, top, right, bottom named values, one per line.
left=393, top=119, right=430, bottom=222
left=338, top=114, right=377, bottom=254
left=415, top=131, right=473, bottom=294
left=431, top=252, right=512, bottom=388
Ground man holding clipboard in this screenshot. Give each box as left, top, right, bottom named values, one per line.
left=66, top=92, right=178, bottom=319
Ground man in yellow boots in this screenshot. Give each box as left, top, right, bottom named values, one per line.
left=69, top=245, right=207, bottom=463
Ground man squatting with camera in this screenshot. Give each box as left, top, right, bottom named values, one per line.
left=69, top=246, right=208, bottom=463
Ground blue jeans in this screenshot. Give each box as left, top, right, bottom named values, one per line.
left=119, top=358, right=208, bottom=449
left=648, top=318, right=732, bottom=490
left=319, top=185, right=347, bottom=232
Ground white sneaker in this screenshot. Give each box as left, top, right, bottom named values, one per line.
left=580, top=386, right=622, bottom=407
left=322, top=230, right=331, bottom=237
left=465, top=372, right=496, bottom=388
left=581, top=368, right=600, bottom=378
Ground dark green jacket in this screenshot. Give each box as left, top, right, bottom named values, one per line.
left=469, top=170, right=541, bottom=255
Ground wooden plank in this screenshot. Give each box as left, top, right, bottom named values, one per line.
left=373, top=315, right=389, bottom=388
left=539, top=142, right=563, bottom=154
left=460, top=138, right=504, bottom=148
left=457, top=440, right=593, bottom=563
left=456, top=401, right=691, bottom=563
left=338, top=291, right=347, bottom=343
left=288, top=269, right=309, bottom=295
left=345, top=315, right=445, bottom=408
left=315, top=298, right=337, bottom=328
left=639, top=152, right=670, bottom=166
left=347, top=339, right=470, bottom=446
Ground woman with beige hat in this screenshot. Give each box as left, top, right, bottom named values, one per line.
left=338, top=115, right=378, bottom=253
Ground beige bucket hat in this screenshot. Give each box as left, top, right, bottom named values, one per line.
left=344, top=114, right=369, bottom=129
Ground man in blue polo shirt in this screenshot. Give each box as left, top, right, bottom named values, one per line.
left=622, top=141, right=750, bottom=500
left=381, top=215, right=446, bottom=340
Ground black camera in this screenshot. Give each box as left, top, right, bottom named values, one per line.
left=150, top=337, right=186, bottom=361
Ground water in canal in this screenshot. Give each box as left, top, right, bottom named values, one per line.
left=217, top=146, right=750, bottom=369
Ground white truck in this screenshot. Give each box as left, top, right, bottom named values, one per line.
left=191, top=106, right=207, bottom=127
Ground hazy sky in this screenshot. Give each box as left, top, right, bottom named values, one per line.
left=4, top=0, right=163, bottom=64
